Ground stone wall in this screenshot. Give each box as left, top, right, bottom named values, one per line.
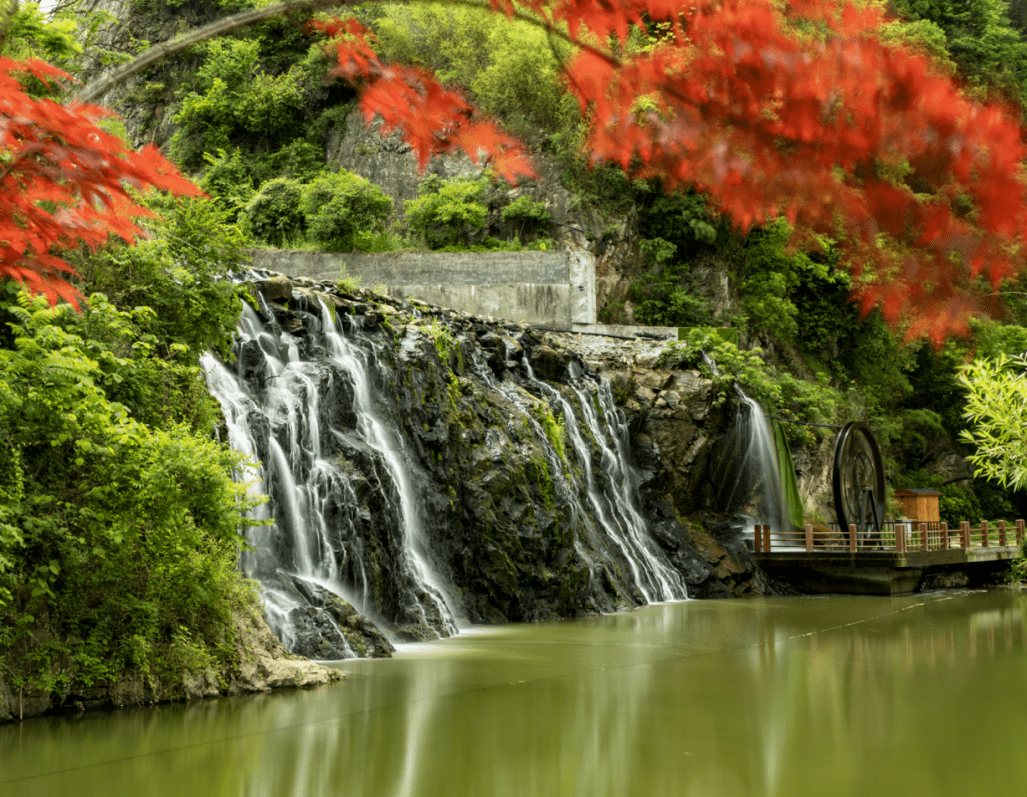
left=250, top=250, right=597, bottom=329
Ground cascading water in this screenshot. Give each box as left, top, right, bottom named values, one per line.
left=720, top=394, right=790, bottom=540
left=204, top=276, right=691, bottom=658
left=204, top=299, right=457, bottom=659
left=517, top=359, right=687, bottom=603
left=463, top=332, right=686, bottom=606
left=702, top=353, right=800, bottom=547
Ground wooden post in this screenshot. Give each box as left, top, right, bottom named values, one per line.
left=805, top=523, right=813, bottom=552
left=982, top=520, right=990, bottom=549
left=920, top=522, right=929, bottom=552
left=940, top=522, right=948, bottom=551
left=1018, top=519, right=1025, bottom=544
left=754, top=525, right=762, bottom=553
left=896, top=522, right=906, bottom=553
left=1000, top=520, right=1007, bottom=547
left=763, top=524, right=772, bottom=552
left=849, top=523, right=857, bottom=553
left=961, top=521, right=970, bottom=549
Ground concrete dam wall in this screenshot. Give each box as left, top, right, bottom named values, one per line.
left=249, top=250, right=597, bottom=329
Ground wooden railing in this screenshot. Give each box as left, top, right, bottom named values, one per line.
left=753, top=519, right=1026, bottom=553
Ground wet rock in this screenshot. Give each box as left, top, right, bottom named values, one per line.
left=528, top=345, right=567, bottom=381
left=261, top=276, right=293, bottom=302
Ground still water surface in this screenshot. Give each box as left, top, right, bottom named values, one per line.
left=3, top=589, right=1026, bottom=797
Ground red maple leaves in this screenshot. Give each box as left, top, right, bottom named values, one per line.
left=317, top=0, right=1027, bottom=342
left=5, top=1, right=1027, bottom=343
left=0, top=58, right=199, bottom=308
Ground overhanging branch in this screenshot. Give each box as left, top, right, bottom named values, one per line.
left=73, top=0, right=350, bottom=104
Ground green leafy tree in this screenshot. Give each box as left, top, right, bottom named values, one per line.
left=171, top=37, right=308, bottom=169
left=0, top=287, right=261, bottom=695
left=300, top=170, right=393, bottom=252
left=373, top=4, right=576, bottom=136
left=892, top=0, right=1027, bottom=108
left=71, top=195, right=246, bottom=360
left=198, top=148, right=256, bottom=222
left=404, top=176, right=488, bottom=249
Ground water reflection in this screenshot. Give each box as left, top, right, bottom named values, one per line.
left=4, top=591, right=1027, bottom=797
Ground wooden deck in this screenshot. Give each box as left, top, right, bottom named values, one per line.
left=752, top=520, right=1024, bottom=595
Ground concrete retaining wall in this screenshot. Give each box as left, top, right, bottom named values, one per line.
left=250, top=250, right=596, bottom=329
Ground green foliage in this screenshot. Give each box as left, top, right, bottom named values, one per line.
left=171, top=38, right=308, bottom=170
left=0, top=287, right=262, bottom=695
left=642, top=191, right=719, bottom=252
left=72, top=195, right=246, bottom=361
left=535, top=406, right=567, bottom=462
left=736, top=220, right=827, bottom=344
left=198, top=148, right=255, bottom=222
left=0, top=2, right=81, bottom=62
left=242, top=177, right=306, bottom=248
left=500, top=194, right=550, bottom=234
left=959, top=354, right=1027, bottom=490
left=59, top=294, right=222, bottom=434
left=373, top=4, right=577, bottom=136
left=300, top=170, right=394, bottom=252
left=404, top=176, right=488, bottom=249
left=661, top=330, right=844, bottom=446
left=250, top=139, right=327, bottom=186
left=969, top=320, right=1027, bottom=360
left=427, top=318, right=454, bottom=364
left=891, top=0, right=1027, bottom=109
left=632, top=191, right=724, bottom=327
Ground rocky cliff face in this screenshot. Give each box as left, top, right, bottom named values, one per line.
left=207, top=271, right=789, bottom=663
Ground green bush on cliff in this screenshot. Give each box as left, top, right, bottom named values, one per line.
left=198, top=148, right=255, bottom=223
left=170, top=37, right=309, bottom=170
left=72, top=195, right=245, bottom=361
left=301, top=170, right=394, bottom=252
left=243, top=177, right=307, bottom=248
left=405, top=176, right=488, bottom=249
left=373, top=4, right=576, bottom=136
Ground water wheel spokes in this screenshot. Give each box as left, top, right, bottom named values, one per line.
left=832, top=422, right=885, bottom=547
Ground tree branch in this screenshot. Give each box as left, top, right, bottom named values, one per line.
left=73, top=0, right=352, bottom=104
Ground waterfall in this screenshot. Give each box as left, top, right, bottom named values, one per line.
left=518, top=359, right=687, bottom=603
left=705, top=388, right=808, bottom=549
left=205, top=301, right=457, bottom=659
left=204, top=279, right=688, bottom=659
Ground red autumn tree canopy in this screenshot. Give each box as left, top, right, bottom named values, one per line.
left=5, top=0, right=1027, bottom=342
left=0, top=57, right=199, bottom=308
left=320, top=0, right=1027, bottom=343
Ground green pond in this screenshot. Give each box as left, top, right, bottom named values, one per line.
left=3, top=589, right=1026, bottom=797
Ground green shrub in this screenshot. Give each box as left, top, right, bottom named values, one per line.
left=251, top=139, right=327, bottom=185
left=300, top=170, right=393, bottom=252
left=72, top=195, right=246, bottom=361
left=404, top=176, right=488, bottom=249
left=198, top=148, right=255, bottom=222
left=243, top=177, right=306, bottom=247
left=501, top=194, right=550, bottom=237
left=0, top=288, right=262, bottom=696
left=170, top=38, right=308, bottom=169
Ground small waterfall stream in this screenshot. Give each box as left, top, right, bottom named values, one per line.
left=204, top=279, right=688, bottom=659
left=700, top=353, right=798, bottom=546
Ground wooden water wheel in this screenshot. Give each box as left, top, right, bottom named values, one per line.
left=832, top=422, right=885, bottom=544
